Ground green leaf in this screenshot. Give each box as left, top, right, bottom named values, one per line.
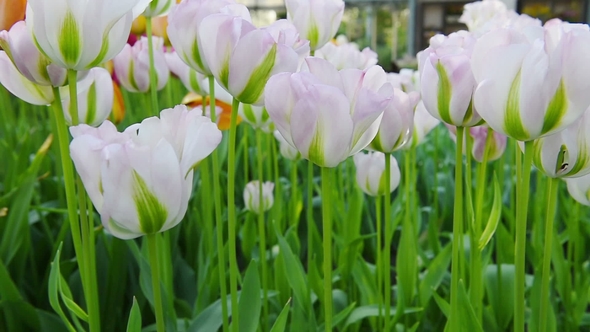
left=275, top=225, right=311, bottom=312
left=479, top=174, right=502, bottom=250
left=432, top=291, right=450, bottom=318
left=126, top=297, right=142, bottom=332
left=484, top=264, right=515, bottom=330
left=269, top=299, right=291, bottom=332
left=238, top=260, right=261, bottom=332
left=457, top=279, right=483, bottom=332
left=47, top=243, right=76, bottom=332
left=419, top=242, right=452, bottom=306
left=343, top=304, right=422, bottom=329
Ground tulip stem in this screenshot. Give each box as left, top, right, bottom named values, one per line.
left=375, top=195, right=383, bottom=328
left=539, top=177, right=559, bottom=332
left=145, top=17, right=159, bottom=116
left=255, top=129, right=269, bottom=330
left=515, top=140, right=534, bottom=332
left=470, top=129, right=493, bottom=321
left=147, top=233, right=165, bottom=332
left=290, top=160, right=299, bottom=227
left=450, top=126, right=465, bottom=331
left=384, top=153, right=393, bottom=332
left=209, top=77, right=229, bottom=332
left=228, top=98, right=240, bottom=332
left=321, top=167, right=333, bottom=332
left=67, top=71, right=101, bottom=332
left=307, top=161, right=314, bottom=269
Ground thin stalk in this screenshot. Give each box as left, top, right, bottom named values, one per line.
left=450, top=126, right=465, bottom=331
left=384, top=153, right=393, bottom=332
left=514, top=140, right=534, bottom=332
left=255, top=130, right=269, bottom=330
left=376, top=195, right=383, bottom=328
left=147, top=234, right=166, bottom=332
left=67, top=70, right=100, bottom=332
left=538, top=178, right=559, bottom=332
left=209, top=77, right=229, bottom=332
left=470, top=129, right=494, bottom=321
left=321, top=167, right=333, bottom=332
left=290, top=160, right=299, bottom=227
left=228, top=98, right=240, bottom=332
left=244, top=127, right=250, bottom=183
left=200, top=160, right=215, bottom=256
left=307, top=161, right=314, bottom=268
left=145, top=17, right=159, bottom=116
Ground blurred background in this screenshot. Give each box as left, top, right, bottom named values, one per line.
left=237, top=0, right=589, bottom=72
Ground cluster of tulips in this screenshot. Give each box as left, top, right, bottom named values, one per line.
left=3, top=0, right=590, bottom=330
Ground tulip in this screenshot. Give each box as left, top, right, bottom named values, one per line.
left=315, top=41, right=378, bottom=70
left=26, top=0, right=151, bottom=70
left=0, top=0, right=26, bottom=32
left=143, top=0, right=173, bottom=18
left=164, top=50, right=205, bottom=95
left=472, top=19, right=590, bottom=141
left=529, top=109, right=590, bottom=178
left=0, top=21, right=67, bottom=86
left=62, top=67, right=114, bottom=127
left=459, top=0, right=508, bottom=33
left=0, top=51, right=54, bottom=105
left=285, top=0, right=345, bottom=51
left=265, top=57, right=392, bottom=168
left=565, top=173, right=590, bottom=206
left=353, top=152, right=400, bottom=197
left=274, top=130, right=300, bottom=161
left=243, top=181, right=274, bottom=214
left=70, top=105, right=222, bottom=239
left=113, top=36, right=169, bottom=93
left=200, top=15, right=301, bottom=105
left=407, top=100, right=440, bottom=149
left=447, top=125, right=508, bottom=162
left=181, top=92, right=239, bottom=131
left=167, top=0, right=251, bottom=76
left=387, top=69, right=420, bottom=93
left=239, top=104, right=274, bottom=133
left=418, top=30, right=482, bottom=127
left=368, top=88, right=418, bottom=153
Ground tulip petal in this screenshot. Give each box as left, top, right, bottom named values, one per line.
left=0, top=51, right=54, bottom=105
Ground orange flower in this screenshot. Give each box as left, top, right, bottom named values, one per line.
left=110, top=81, right=126, bottom=124
left=182, top=92, right=241, bottom=131
left=0, top=0, right=26, bottom=32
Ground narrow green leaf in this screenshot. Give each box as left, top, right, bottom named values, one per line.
left=457, top=280, right=483, bottom=332
left=47, top=243, right=76, bottom=332
left=479, top=174, right=502, bottom=250
left=238, top=260, right=261, bottom=332
left=269, top=299, right=291, bottom=332
left=126, top=297, right=142, bottom=332
left=275, top=225, right=311, bottom=312
left=419, top=243, right=452, bottom=306
left=343, top=304, right=422, bottom=328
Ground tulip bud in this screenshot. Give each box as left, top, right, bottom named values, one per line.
left=265, top=58, right=392, bottom=168
left=472, top=19, right=590, bottom=141
left=243, top=181, right=275, bottom=214
left=0, top=21, right=67, bottom=86
left=274, top=130, right=300, bottom=161
left=62, top=68, right=114, bottom=127
left=418, top=31, right=482, bottom=127
left=529, top=110, right=590, bottom=178
left=70, top=105, right=222, bottom=239
left=369, top=88, right=418, bottom=153
left=353, top=152, right=401, bottom=197
left=113, top=36, right=170, bottom=93
left=167, top=0, right=251, bottom=76
left=26, top=0, right=151, bottom=70
left=315, top=41, right=377, bottom=70
left=285, top=0, right=345, bottom=51
left=566, top=173, right=590, bottom=206
left=239, top=104, right=274, bottom=133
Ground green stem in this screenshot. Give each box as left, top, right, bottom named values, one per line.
left=321, top=167, right=333, bottom=332
left=450, top=126, right=465, bottom=331
left=538, top=177, right=559, bottom=332
left=209, top=77, right=229, bottom=332
left=200, top=159, right=215, bottom=256
left=290, top=160, right=299, bottom=227
left=470, top=129, right=493, bottom=321
left=147, top=234, right=166, bottom=332
left=67, top=70, right=79, bottom=125
left=384, top=153, right=393, bottom=332
left=514, top=140, right=534, bottom=332
left=376, top=195, right=383, bottom=328
left=307, top=161, right=314, bottom=268
left=145, top=17, right=159, bottom=116
left=255, top=130, right=269, bottom=330
left=228, top=98, right=240, bottom=332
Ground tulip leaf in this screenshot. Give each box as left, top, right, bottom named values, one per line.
left=419, top=242, right=452, bottom=306
left=269, top=299, right=291, bottom=332
left=542, top=79, right=568, bottom=135
left=126, top=297, right=142, bottom=332
left=457, top=280, right=483, bottom=332
left=485, top=264, right=515, bottom=330
left=479, top=174, right=502, bottom=250
left=505, top=70, right=529, bottom=141
left=238, top=260, right=261, bottom=332
left=48, top=243, right=76, bottom=332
